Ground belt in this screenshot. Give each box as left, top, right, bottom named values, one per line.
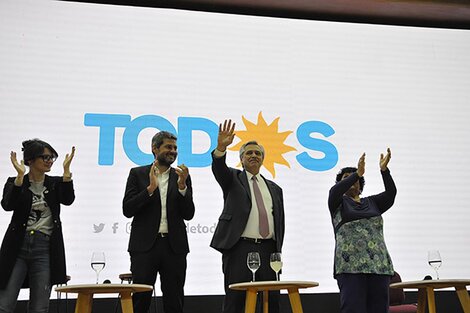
left=157, top=232, right=168, bottom=238
left=241, top=237, right=272, bottom=244
left=27, top=230, right=50, bottom=238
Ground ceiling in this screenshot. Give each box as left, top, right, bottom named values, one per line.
left=61, top=0, right=470, bottom=29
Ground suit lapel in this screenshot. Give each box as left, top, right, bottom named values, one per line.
left=263, top=176, right=282, bottom=223
left=240, top=170, right=252, bottom=201
left=263, top=176, right=278, bottom=210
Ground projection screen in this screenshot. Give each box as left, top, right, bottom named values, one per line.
left=1, top=0, right=469, bottom=299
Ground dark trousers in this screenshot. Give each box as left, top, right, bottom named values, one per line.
left=222, top=239, right=280, bottom=313
left=336, top=273, right=391, bottom=313
left=0, top=232, right=51, bottom=313
left=130, top=237, right=187, bottom=313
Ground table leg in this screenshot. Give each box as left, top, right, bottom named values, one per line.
left=455, top=286, right=470, bottom=313
left=426, top=287, right=437, bottom=313
left=74, top=293, right=93, bottom=313
left=287, top=288, right=303, bottom=313
left=417, top=288, right=427, bottom=313
left=245, top=288, right=257, bottom=313
left=263, top=290, right=269, bottom=313
left=120, top=291, right=134, bottom=313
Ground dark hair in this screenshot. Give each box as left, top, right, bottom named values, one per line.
left=335, top=166, right=365, bottom=192
left=151, top=131, right=177, bottom=156
left=22, top=139, right=58, bottom=165
left=239, top=140, right=265, bottom=159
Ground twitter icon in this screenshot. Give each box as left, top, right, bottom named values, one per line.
left=93, top=223, right=105, bottom=233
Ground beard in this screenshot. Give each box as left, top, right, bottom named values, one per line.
left=157, top=153, right=176, bottom=167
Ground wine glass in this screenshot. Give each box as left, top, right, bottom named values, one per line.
left=427, top=250, right=442, bottom=280
left=91, top=252, right=106, bottom=284
left=247, top=252, right=260, bottom=282
left=270, top=252, right=282, bottom=281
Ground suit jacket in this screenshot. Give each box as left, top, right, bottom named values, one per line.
left=123, top=164, right=195, bottom=254
left=0, top=175, right=75, bottom=289
left=210, top=152, right=285, bottom=253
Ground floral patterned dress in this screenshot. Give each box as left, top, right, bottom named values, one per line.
left=328, top=170, right=397, bottom=277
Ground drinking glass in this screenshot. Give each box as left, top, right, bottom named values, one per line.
left=91, top=252, right=106, bottom=284
left=270, top=252, right=282, bottom=281
left=247, top=252, right=260, bottom=282
left=428, top=250, right=442, bottom=280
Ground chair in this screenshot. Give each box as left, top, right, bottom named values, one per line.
left=119, top=273, right=133, bottom=284
left=389, top=271, right=418, bottom=313
left=56, top=275, right=71, bottom=313
left=115, top=273, right=158, bottom=313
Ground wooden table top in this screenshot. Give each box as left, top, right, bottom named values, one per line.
left=390, top=279, right=470, bottom=290
left=229, top=281, right=319, bottom=291
left=55, top=283, right=153, bottom=294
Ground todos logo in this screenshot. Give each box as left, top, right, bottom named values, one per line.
left=84, top=112, right=338, bottom=177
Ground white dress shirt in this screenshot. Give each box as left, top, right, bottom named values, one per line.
left=214, top=149, right=275, bottom=239
left=156, top=167, right=187, bottom=234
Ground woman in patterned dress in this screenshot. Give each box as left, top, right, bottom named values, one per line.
left=328, top=148, right=397, bottom=313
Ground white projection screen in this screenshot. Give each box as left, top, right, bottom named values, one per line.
left=1, top=0, right=469, bottom=299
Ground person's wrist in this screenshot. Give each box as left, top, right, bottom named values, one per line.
left=14, top=176, right=23, bottom=186
left=216, top=145, right=226, bottom=152
left=147, top=186, right=156, bottom=196
left=63, top=172, right=72, bottom=181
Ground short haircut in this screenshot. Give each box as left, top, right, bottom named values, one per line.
left=22, top=139, right=58, bottom=165
left=335, top=166, right=365, bottom=192
left=239, top=140, right=265, bottom=159
left=151, top=131, right=177, bottom=155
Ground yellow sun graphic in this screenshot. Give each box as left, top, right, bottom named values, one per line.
left=229, top=112, right=296, bottom=178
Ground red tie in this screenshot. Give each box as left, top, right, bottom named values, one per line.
left=252, top=176, right=269, bottom=238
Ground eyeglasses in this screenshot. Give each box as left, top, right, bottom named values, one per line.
left=38, top=155, right=57, bottom=162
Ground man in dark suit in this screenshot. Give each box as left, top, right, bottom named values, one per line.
left=210, top=119, right=285, bottom=313
left=123, top=131, right=195, bottom=313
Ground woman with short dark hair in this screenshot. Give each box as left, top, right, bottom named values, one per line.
left=328, top=148, right=396, bottom=313
left=0, top=139, right=75, bottom=313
